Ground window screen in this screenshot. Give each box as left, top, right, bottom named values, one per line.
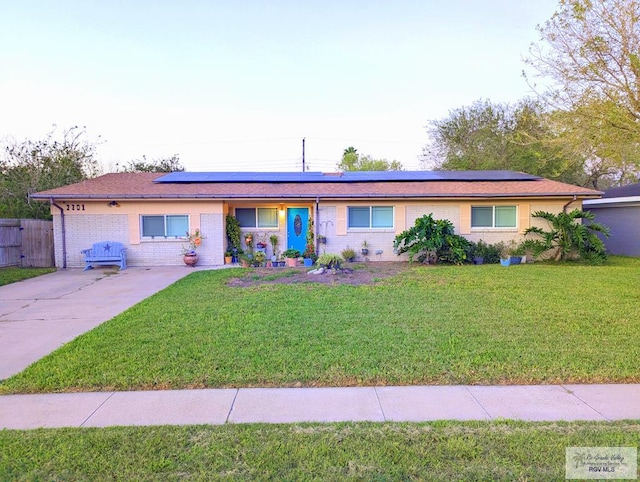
left=348, top=206, right=393, bottom=228
left=471, top=206, right=516, bottom=228
left=348, top=207, right=371, bottom=228
left=236, top=208, right=257, bottom=227
left=141, top=215, right=188, bottom=237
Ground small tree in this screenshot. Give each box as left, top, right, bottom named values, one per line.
left=393, top=214, right=470, bottom=265
left=225, top=215, right=242, bottom=252
left=118, top=154, right=184, bottom=172
left=303, top=218, right=317, bottom=261
left=524, top=209, right=609, bottom=263
left=1, top=126, right=100, bottom=219
left=337, top=146, right=403, bottom=171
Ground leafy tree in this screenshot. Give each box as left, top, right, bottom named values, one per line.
left=0, top=126, right=100, bottom=220
left=117, top=154, right=184, bottom=173
left=393, top=214, right=470, bottom=265
left=422, top=98, right=583, bottom=183
left=225, top=214, right=242, bottom=252
left=524, top=0, right=640, bottom=188
left=524, top=209, right=609, bottom=263
left=337, top=146, right=403, bottom=171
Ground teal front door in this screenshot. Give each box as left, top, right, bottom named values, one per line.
left=287, top=208, right=308, bottom=254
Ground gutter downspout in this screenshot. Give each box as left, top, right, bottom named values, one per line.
left=315, top=196, right=320, bottom=253
left=563, top=195, right=578, bottom=213
left=50, top=199, right=67, bottom=269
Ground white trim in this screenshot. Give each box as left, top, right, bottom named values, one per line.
left=583, top=196, right=640, bottom=206
left=346, top=205, right=394, bottom=229
left=470, top=205, right=517, bottom=229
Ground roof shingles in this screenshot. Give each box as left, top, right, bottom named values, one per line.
left=31, top=172, right=602, bottom=200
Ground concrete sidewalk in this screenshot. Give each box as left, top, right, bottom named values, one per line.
left=2, top=267, right=638, bottom=430
left=0, top=266, right=201, bottom=379
left=2, top=384, right=639, bottom=429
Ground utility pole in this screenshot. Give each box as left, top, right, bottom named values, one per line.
left=302, top=137, right=306, bottom=172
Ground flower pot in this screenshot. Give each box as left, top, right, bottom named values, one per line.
left=286, top=258, right=298, bottom=267
left=183, top=253, right=198, bottom=267
left=303, top=258, right=313, bottom=267
left=473, top=256, right=484, bottom=265
left=224, top=256, right=233, bottom=264
left=510, top=256, right=521, bottom=265
left=361, top=248, right=369, bottom=256
left=500, top=258, right=510, bottom=267
left=241, top=259, right=250, bottom=268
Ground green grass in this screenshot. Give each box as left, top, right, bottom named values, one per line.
left=0, top=267, right=56, bottom=286
left=1, top=421, right=638, bottom=481
left=2, top=257, right=639, bottom=393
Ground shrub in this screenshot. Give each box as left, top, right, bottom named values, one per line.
left=524, top=209, right=609, bottom=263
left=316, top=253, right=343, bottom=270
left=393, top=213, right=470, bottom=265
left=341, top=247, right=356, bottom=261
left=282, top=248, right=300, bottom=259
left=469, top=240, right=503, bottom=264
left=225, top=215, right=242, bottom=251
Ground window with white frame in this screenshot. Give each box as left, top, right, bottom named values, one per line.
left=141, top=215, right=189, bottom=238
left=235, top=207, right=279, bottom=228
left=347, top=206, right=394, bottom=229
left=471, top=206, right=517, bottom=228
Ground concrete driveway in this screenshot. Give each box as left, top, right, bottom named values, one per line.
left=0, top=266, right=200, bottom=380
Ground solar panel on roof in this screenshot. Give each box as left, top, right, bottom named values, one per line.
left=153, top=170, right=541, bottom=184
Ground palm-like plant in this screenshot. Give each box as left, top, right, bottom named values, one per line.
left=524, top=209, right=609, bottom=262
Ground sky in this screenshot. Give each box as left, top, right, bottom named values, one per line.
left=0, top=0, right=559, bottom=173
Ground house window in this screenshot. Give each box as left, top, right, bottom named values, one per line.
left=141, top=215, right=189, bottom=238
left=236, top=208, right=278, bottom=228
left=348, top=206, right=394, bottom=229
left=471, top=206, right=517, bottom=228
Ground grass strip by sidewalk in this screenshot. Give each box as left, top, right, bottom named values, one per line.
left=0, top=267, right=55, bottom=286
left=2, top=421, right=639, bottom=481
left=1, top=257, right=639, bottom=393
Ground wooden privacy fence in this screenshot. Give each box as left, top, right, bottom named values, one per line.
left=0, top=219, right=54, bottom=268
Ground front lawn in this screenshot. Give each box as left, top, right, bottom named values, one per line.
left=0, top=267, right=56, bottom=286
left=1, top=257, right=639, bottom=393
left=2, top=421, right=639, bottom=480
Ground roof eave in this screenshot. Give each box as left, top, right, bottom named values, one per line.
left=30, top=192, right=602, bottom=201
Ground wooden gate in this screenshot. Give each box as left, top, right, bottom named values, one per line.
left=0, top=219, right=54, bottom=268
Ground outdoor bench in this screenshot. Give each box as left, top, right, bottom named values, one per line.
left=82, top=241, right=127, bottom=271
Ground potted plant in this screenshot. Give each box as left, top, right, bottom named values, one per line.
left=499, top=242, right=512, bottom=267
left=225, top=215, right=241, bottom=256
left=254, top=250, right=266, bottom=267
left=282, top=248, right=300, bottom=267
left=302, top=242, right=317, bottom=267
left=256, top=233, right=267, bottom=250
left=504, top=240, right=523, bottom=265
left=269, top=233, right=279, bottom=257
left=244, top=232, right=254, bottom=250
left=317, top=234, right=327, bottom=244
left=361, top=240, right=369, bottom=256
left=224, top=248, right=233, bottom=264
left=316, top=253, right=343, bottom=271
left=341, top=246, right=356, bottom=262
left=472, top=240, right=489, bottom=265
left=181, top=229, right=205, bottom=267
left=239, top=252, right=251, bottom=268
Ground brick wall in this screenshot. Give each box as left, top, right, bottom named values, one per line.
left=53, top=211, right=225, bottom=268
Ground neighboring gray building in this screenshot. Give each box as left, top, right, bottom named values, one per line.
left=584, top=182, right=640, bottom=256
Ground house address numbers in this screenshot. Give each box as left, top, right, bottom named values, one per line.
left=64, top=203, right=86, bottom=211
